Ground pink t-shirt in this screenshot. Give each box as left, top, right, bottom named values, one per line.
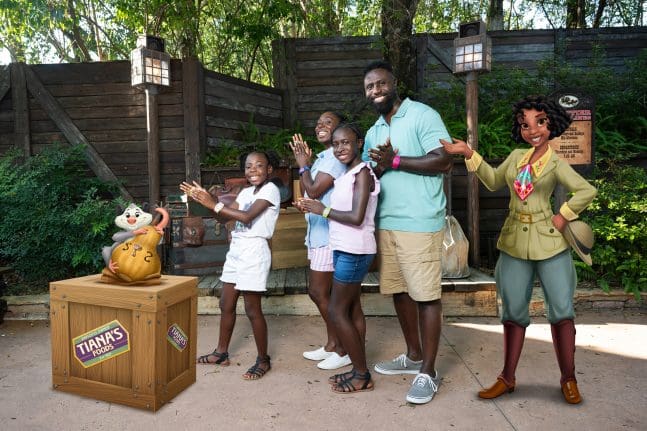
left=328, top=162, right=380, bottom=254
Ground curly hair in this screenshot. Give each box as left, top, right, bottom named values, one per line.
left=511, top=95, right=573, bottom=143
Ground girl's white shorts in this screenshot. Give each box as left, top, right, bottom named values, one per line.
left=221, top=236, right=271, bottom=292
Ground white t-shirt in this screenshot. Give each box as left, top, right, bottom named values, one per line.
left=230, top=182, right=281, bottom=239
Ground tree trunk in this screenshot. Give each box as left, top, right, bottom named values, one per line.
left=66, top=0, right=92, bottom=61
left=380, top=0, right=420, bottom=97
left=566, top=0, right=587, bottom=29
left=487, top=0, right=504, bottom=30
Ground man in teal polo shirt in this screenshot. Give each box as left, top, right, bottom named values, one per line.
left=362, top=60, right=452, bottom=405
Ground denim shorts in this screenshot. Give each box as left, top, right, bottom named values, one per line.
left=333, top=250, right=375, bottom=284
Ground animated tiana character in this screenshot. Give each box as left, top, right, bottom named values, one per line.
left=442, top=95, right=597, bottom=404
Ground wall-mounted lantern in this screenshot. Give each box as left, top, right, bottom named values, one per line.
left=130, top=35, right=171, bottom=87
left=453, top=20, right=491, bottom=74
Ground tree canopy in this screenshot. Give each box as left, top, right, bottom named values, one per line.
left=0, top=0, right=644, bottom=85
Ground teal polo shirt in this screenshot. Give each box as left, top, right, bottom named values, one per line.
left=362, top=98, right=449, bottom=233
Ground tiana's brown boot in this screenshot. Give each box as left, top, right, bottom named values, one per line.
left=478, top=321, right=525, bottom=399
left=551, top=319, right=582, bottom=404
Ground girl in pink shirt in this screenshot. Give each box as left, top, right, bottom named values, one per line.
left=297, top=123, right=380, bottom=393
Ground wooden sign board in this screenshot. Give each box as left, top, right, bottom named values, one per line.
left=549, top=92, right=595, bottom=173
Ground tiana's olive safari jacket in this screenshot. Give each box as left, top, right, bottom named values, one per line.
left=466, top=147, right=597, bottom=261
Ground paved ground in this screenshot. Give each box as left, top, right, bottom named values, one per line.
left=1, top=309, right=646, bottom=431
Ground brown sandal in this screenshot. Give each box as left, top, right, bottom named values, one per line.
left=196, top=349, right=230, bottom=365
left=243, top=355, right=271, bottom=380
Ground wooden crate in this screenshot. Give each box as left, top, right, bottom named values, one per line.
left=270, top=207, right=308, bottom=269
left=50, top=274, right=198, bottom=411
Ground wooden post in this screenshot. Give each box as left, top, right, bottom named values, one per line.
left=146, top=85, right=160, bottom=205
left=465, top=71, right=481, bottom=268
left=10, top=62, right=30, bottom=157
left=182, top=58, right=204, bottom=185
left=272, top=39, right=297, bottom=129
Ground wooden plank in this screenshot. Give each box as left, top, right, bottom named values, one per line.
left=50, top=299, right=70, bottom=382
left=204, top=95, right=282, bottom=119
left=266, top=269, right=286, bottom=295
left=295, top=49, right=382, bottom=62
left=45, top=82, right=137, bottom=97
left=30, top=116, right=182, bottom=132
left=296, top=58, right=379, bottom=71
left=280, top=38, right=297, bottom=128
left=0, top=65, right=9, bottom=102
left=30, top=105, right=146, bottom=121
left=144, top=87, right=160, bottom=204
left=23, top=64, right=132, bottom=200
left=204, top=105, right=283, bottom=128
left=131, top=310, right=156, bottom=395
left=10, top=63, right=30, bottom=156
left=31, top=61, right=132, bottom=84
left=294, top=35, right=378, bottom=48
left=284, top=266, right=307, bottom=291
left=202, top=68, right=282, bottom=95
left=204, top=75, right=282, bottom=106
left=183, top=58, right=204, bottom=185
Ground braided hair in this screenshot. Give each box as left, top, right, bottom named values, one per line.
left=511, top=95, right=572, bottom=143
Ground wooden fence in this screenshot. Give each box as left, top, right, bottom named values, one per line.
left=0, top=59, right=283, bottom=202
left=273, top=27, right=647, bottom=131
left=0, top=27, right=645, bottom=268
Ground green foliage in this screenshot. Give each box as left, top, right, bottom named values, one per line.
left=580, top=164, right=647, bottom=297
left=0, top=145, right=121, bottom=291
left=422, top=47, right=647, bottom=160
left=239, top=119, right=295, bottom=162
left=203, top=116, right=297, bottom=168
left=203, top=142, right=243, bottom=167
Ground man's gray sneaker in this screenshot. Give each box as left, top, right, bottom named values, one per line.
left=373, top=353, right=422, bottom=375
left=406, top=372, right=441, bottom=404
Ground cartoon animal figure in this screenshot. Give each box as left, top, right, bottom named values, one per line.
left=100, top=203, right=169, bottom=285
left=102, top=203, right=153, bottom=270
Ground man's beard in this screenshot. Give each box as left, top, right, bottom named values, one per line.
left=370, top=90, right=397, bottom=115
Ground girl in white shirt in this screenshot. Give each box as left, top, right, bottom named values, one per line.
left=180, top=151, right=281, bottom=380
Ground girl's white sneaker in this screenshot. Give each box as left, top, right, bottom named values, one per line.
left=303, top=346, right=333, bottom=361
left=317, top=352, right=352, bottom=370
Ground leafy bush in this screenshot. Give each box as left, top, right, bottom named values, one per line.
left=422, top=47, right=647, bottom=160
left=203, top=141, right=244, bottom=167
left=203, top=115, right=298, bottom=167
left=579, top=164, right=647, bottom=297
left=0, top=145, right=121, bottom=292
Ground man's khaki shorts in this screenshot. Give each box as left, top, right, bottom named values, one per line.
left=377, top=229, right=443, bottom=302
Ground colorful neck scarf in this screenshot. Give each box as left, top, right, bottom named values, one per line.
left=514, top=163, right=534, bottom=200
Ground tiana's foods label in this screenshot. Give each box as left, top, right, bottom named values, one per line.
left=73, top=320, right=130, bottom=368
